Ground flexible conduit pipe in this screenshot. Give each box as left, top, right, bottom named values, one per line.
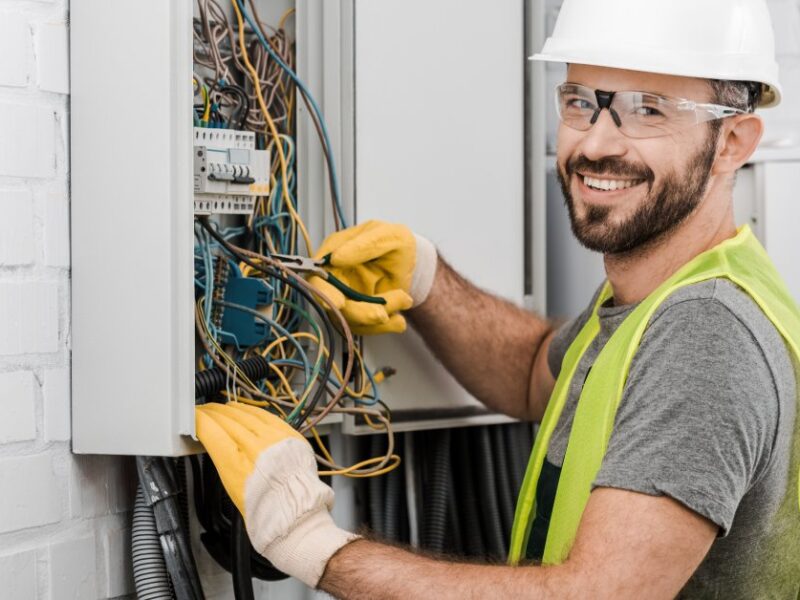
left=445, top=464, right=462, bottom=554
left=132, top=486, right=174, bottom=600
left=368, top=434, right=385, bottom=536
left=383, top=462, right=402, bottom=541
left=422, top=430, right=451, bottom=552
left=491, top=425, right=516, bottom=545
left=475, top=426, right=507, bottom=560
left=505, top=424, right=530, bottom=501
left=455, top=428, right=484, bottom=557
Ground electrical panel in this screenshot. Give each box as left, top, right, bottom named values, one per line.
left=71, top=0, right=547, bottom=455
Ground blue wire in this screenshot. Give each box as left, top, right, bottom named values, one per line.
left=236, top=0, right=348, bottom=227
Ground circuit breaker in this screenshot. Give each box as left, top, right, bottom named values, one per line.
left=193, top=128, right=270, bottom=215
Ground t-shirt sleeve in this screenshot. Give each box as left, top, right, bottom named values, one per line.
left=593, top=298, right=779, bottom=535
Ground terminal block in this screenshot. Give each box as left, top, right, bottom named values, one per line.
left=219, top=274, right=274, bottom=349
left=193, top=128, right=270, bottom=215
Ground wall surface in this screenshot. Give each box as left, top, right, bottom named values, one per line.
left=0, top=0, right=134, bottom=598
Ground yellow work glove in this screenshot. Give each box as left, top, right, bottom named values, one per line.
left=309, top=220, right=438, bottom=335
left=195, top=402, right=359, bottom=588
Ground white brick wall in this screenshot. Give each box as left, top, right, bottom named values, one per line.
left=0, top=3, right=284, bottom=598
left=0, top=1, right=135, bottom=598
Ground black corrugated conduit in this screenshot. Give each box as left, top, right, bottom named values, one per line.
left=491, top=425, right=516, bottom=545
left=357, top=422, right=536, bottom=561
left=368, top=434, right=386, bottom=537
left=422, top=430, right=451, bottom=553
left=383, top=460, right=402, bottom=541
left=445, top=463, right=462, bottom=554
left=474, top=427, right=507, bottom=560
left=505, top=424, right=531, bottom=502
left=195, top=355, right=271, bottom=399
left=454, top=427, right=485, bottom=557
left=132, top=486, right=175, bottom=600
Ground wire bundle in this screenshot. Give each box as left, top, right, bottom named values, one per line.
left=192, top=0, right=397, bottom=480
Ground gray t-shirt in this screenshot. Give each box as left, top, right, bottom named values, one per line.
left=546, top=278, right=800, bottom=598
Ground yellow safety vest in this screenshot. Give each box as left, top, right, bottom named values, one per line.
left=508, top=225, right=800, bottom=566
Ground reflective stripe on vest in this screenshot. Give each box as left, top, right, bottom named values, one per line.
left=508, top=225, right=800, bottom=565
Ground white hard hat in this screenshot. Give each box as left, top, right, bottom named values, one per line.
left=531, top=0, right=782, bottom=108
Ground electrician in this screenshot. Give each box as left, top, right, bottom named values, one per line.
left=196, top=0, right=800, bottom=597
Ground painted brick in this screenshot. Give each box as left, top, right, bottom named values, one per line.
left=0, top=103, right=55, bottom=178
left=0, top=370, right=36, bottom=443
left=43, top=367, right=70, bottom=441
left=0, top=190, right=35, bottom=266
left=0, top=15, right=31, bottom=88
left=43, top=191, right=69, bottom=267
left=34, top=21, right=69, bottom=94
left=0, top=282, right=59, bottom=355
left=69, top=455, right=109, bottom=519
left=0, top=549, right=37, bottom=600
left=101, top=526, right=133, bottom=597
left=0, top=454, right=62, bottom=533
left=48, top=536, right=97, bottom=600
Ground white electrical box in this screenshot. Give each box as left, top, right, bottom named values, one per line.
left=72, top=0, right=548, bottom=454
left=71, top=0, right=197, bottom=455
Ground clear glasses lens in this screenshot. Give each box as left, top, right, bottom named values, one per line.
left=555, top=84, right=720, bottom=139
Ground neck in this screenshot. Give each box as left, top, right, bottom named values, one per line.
left=604, top=198, right=736, bottom=306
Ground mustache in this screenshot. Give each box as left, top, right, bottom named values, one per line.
left=565, top=154, right=654, bottom=182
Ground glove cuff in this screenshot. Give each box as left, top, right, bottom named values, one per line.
left=410, top=234, right=438, bottom=306
left=266, top=507, right=360, bottom=589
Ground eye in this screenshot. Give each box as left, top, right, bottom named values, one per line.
left=634, top=106, right=665, bottom=118
left=565, top=97, right=595, bottom=111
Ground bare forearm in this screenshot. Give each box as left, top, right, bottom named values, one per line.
left=408, top=256, right=553, bottom=419
left=319, top=539, right=564, bottom=600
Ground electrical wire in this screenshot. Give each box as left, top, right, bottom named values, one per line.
left=237, top=0, right=347, bottom=228
left=191, top=1, right=397, bottom=484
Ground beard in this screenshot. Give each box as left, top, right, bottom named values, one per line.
left=556, top=132, right=719, bottom=255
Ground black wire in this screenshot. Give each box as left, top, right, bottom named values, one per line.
left=232, top=512, right=255, bottom=600
left=197, top=216, right=336, bottom=428
left=219, top=83, right=249, bottom=130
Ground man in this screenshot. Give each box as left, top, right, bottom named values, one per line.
left=196, top=0, right=800, bottom=597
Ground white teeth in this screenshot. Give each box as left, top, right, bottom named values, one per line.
left=583, top=176, right=642, bottom=191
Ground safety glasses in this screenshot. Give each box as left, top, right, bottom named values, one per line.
left=555, top=83, right=746, bottom=139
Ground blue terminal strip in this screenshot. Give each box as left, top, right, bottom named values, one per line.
left=219, top=275, right=274, bottom=348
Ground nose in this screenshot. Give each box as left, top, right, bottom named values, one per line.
left=578, top=108, right=628, bottom=162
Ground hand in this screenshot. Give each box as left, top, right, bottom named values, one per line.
left=195, top=402, right=358, bottom=588
left=309, top=220, right=438, bottom=335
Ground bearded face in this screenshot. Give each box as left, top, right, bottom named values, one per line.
left=556, top=128, right=718, bottom=255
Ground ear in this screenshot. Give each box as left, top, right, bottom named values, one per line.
left=711, top=114, right=764, bottom=176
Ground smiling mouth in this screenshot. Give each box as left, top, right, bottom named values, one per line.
left=581, top=174, right=646, bottom=192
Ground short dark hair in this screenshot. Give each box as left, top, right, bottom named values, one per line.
left=708, top=80, right=762, bottom=113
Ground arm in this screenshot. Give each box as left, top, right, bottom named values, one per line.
left=409, top=256, right=556, bottom=420
left=320, top=487, right=717, bottom=600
